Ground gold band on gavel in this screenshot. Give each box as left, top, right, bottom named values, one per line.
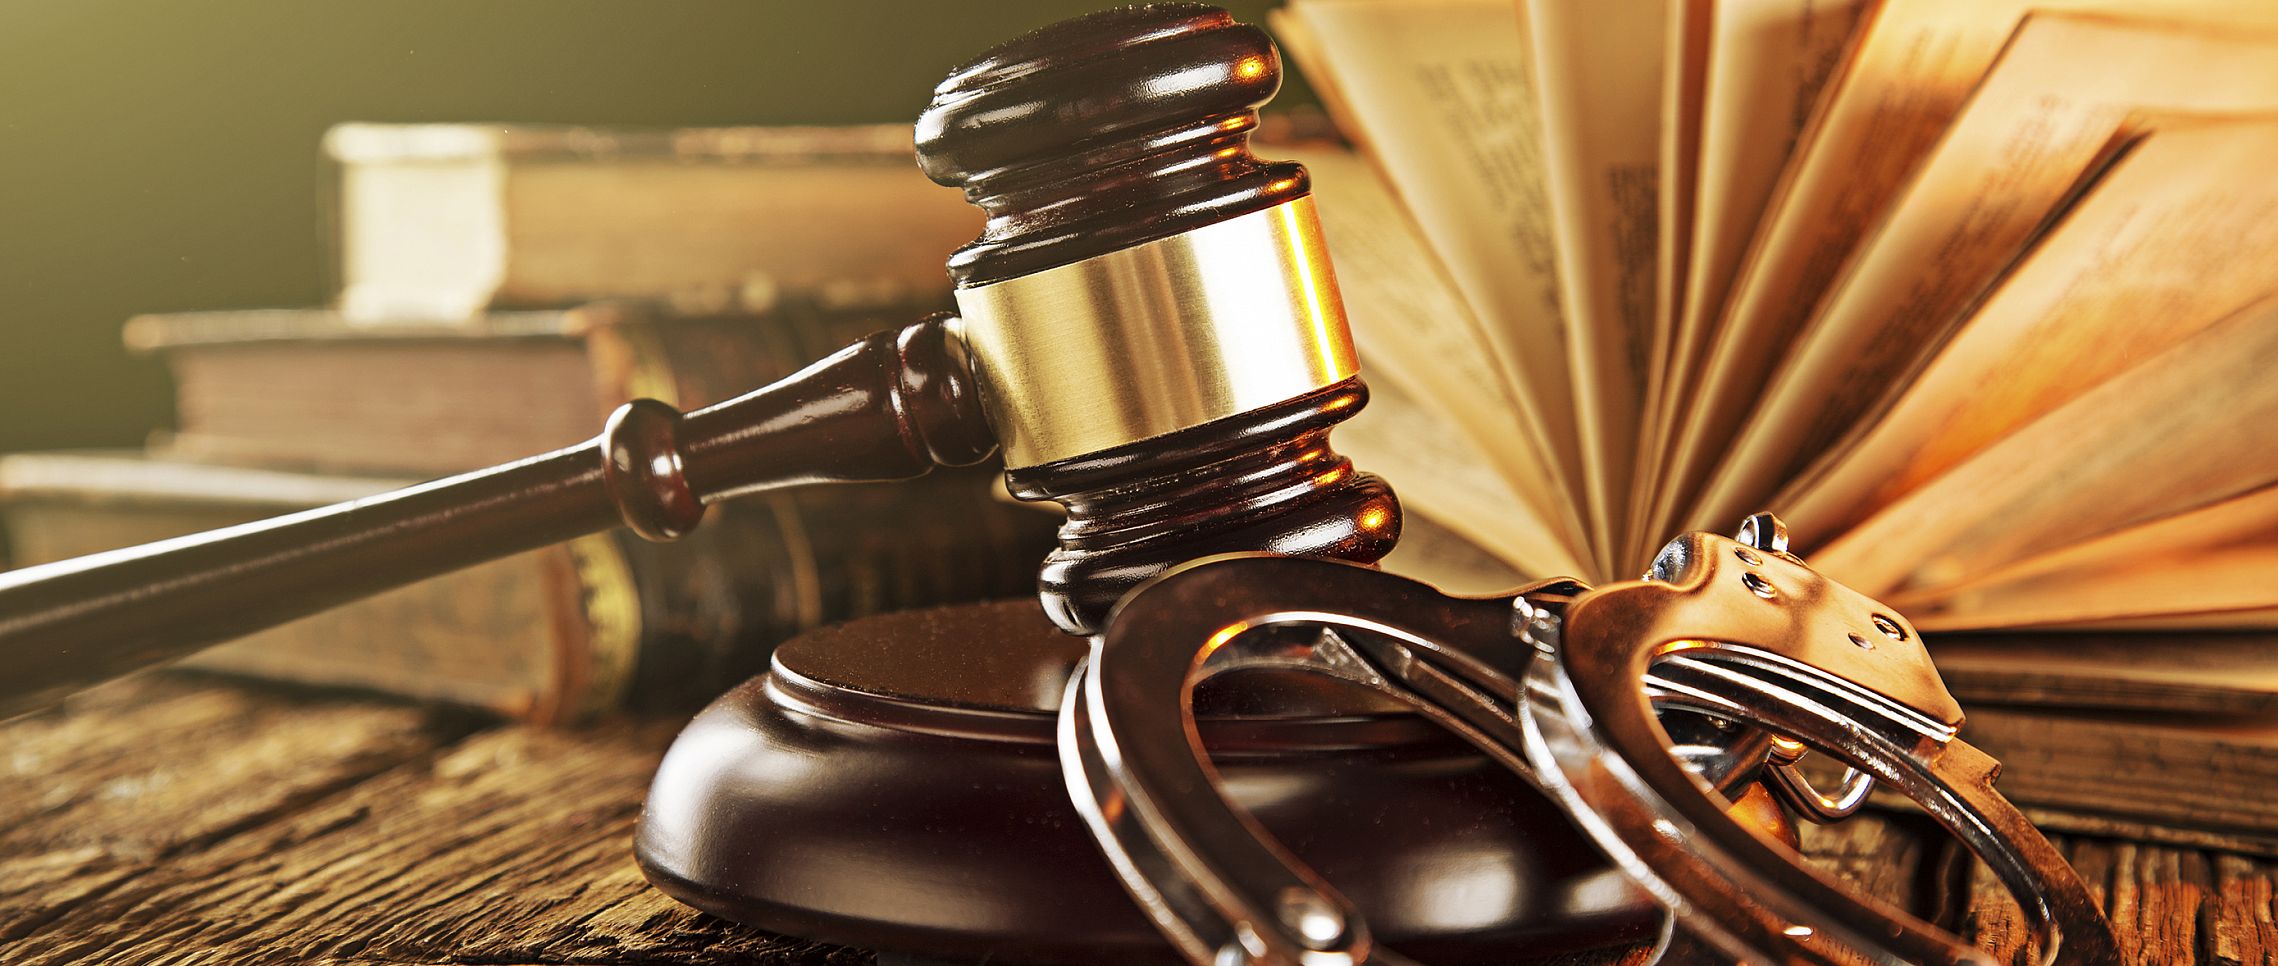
left=952, top=196, right=1360, bottom=469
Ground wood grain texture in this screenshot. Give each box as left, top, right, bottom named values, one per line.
left=0, top=674, right=854, bottom=964
left=5, top=672, right=2274, bottom=964
left=0, top=674, right=477, bottom=950
left=2213, top=854, right=2278, bottom=965
left=1799, top=809, right=1933, bottom=910
left=1947, top=831, right=2278, bottom=965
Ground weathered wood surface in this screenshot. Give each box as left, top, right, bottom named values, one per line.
left=1804, top=814, right=2278, bottom=965
left=2, top=673, right=2273, bottom=964
left=0, top=675, right=855, bottom=964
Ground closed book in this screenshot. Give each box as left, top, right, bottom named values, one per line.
left=324, top=123, right=978, bottom=320
left=1920, top=704, right=2278, bottom=846
left=0, top=451, right=1055, bottom=722
left=125, top=297, right=927, bottom=477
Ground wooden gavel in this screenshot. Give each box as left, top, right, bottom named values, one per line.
left=0, top=4, right=1400, bottom=719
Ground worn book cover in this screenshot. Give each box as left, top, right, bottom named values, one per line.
left=325, top=122, right=979, bottom=320
left=0, top=451, right=1055, bottom=723
left=128, top=295, right=938, bottom=476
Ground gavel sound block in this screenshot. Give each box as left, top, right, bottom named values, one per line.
left=0, top=5, right=1783, bottom=963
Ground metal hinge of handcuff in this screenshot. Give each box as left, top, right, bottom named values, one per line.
left=1058, top=513, right=2121, bottom=966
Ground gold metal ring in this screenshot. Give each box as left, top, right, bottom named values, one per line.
left=952, top=197, right=1359, bottom=468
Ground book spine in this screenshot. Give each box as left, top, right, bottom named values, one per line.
left=613, top=473, right=1059, bottom=712
left=554, top=532, right=643, bottom=720
left=89, top=298, right=1041, bottom=717
left=0, top=477, right=1054, bottom=722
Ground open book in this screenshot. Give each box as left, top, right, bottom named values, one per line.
left=1272, top=0, right=2278, bottom=631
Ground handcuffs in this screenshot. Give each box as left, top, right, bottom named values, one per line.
left=1059, top=513, right=2120, bottom=965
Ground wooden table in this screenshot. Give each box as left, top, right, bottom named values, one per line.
left=2, top=673, right=2271, bottom=964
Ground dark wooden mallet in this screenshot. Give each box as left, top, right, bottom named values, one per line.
left=0, top=7, right=1746, bottom=962
left=636, top=7, right=1722, bottom=963
left=0, top=3, right=1397, bottom=720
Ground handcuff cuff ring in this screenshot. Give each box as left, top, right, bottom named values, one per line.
left=1058, top=517, right=2120, bottom=965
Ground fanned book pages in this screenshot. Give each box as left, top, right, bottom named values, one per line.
left=1270, top=0, right=2278, bottom=832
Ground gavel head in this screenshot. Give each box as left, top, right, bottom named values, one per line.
left=915, top=3, right=1399, bottom=635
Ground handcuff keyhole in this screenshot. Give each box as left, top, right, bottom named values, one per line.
left=1871, top=614, right=1907, bottom=641
left=1740, top=572, right=1777, bottom=600
left=1734, top=547, right=1763, bottom=565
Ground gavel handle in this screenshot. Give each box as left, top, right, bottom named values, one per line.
left=0, top=317, right=995, bottom=719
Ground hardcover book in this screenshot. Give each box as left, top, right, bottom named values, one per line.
left=0, top=452, right=1054, bottom=723
left=0, top=124, right=1059, bottom=722
left=325, top=123, right=979, bottom=321
left=126, top=296, right=936, bottom=476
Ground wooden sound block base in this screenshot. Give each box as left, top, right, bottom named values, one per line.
left=633, top=600, right=1667, bottom=964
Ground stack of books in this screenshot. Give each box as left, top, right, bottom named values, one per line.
left=0, top=123, right=1055, bottom=723
left=1272, top=0, right=2278, bottom=852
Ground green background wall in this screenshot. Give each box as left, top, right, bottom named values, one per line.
left=0, top=1, right=1309, bottom=454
